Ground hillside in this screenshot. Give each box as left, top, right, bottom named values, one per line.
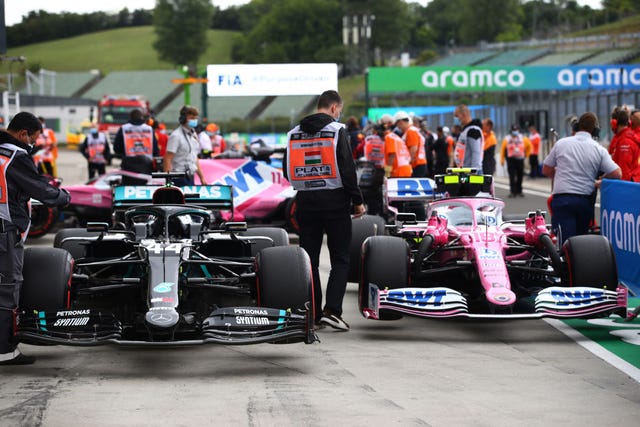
left=1, top=26, right=239, bottom=74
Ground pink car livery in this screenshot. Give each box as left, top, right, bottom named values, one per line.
left=197, top=159, right=295, bottom=226
left=357, top=170, right=627, bottom=321
left=62, top=159, right=295, bottom=228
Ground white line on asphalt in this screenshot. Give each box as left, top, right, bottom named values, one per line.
left=545, top=318, right=640, bottom=383
left=493, top=183, right=601, bottom=208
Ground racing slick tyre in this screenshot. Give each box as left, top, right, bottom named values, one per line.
left=256, top=246, right=313, bottom=342
left=360, top=235, right=410, bottom=320
left=28, top=205, right=58, bottom=239
left=21, top=247, right=72, bottom=311
left=242, top=227, right=289, bottom=256
left=53, top=228, right=101, bottom=260
left=348, top=215, right=387, bottom=283
left=284, top=198, right=299, bottom=234
left=562, top=234, right=618, bottom=290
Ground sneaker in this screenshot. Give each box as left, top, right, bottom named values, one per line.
left=319, top=311, right=350, bottom=331
left=0, top=350, right=36, bottom=366
left=508, top=193, right=515, bottom=198
left=517, top=193, right=525, bottom=198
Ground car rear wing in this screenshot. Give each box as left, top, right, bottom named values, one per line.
left=434, top=168, right=494, bottom=197
left=384, top=177, right=438, bottom=203
left=112, top=185, right=234, bottom=211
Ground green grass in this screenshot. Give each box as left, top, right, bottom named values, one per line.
left=569, top=14, right=640, bottom=37
left=1, top=26, right=240, bottom=74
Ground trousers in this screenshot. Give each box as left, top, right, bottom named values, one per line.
left=550, top=194, right=593, bottom=245
left=507, top=157, right=525, bottom=195
left=0, top=226, right=24, bottom=354
left=296, top=207, right=351, bottom=321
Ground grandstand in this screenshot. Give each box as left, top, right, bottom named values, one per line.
left=430, top=51, right=498, bottom=66
left=527, top=51, right=598, bottom=65
left=577, top=48, right=640, bottom=64
left=475, top=48, right=550, bottom=66
left=158, top=95, right=265, bottom=124
left=258, top=95, right=316, bottom=120
left=82, top=70, right=183, bottom=107
left=48, top=71, right=99, bottom=97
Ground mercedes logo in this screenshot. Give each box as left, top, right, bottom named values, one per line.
left=150, top=313, right=173, bottom=324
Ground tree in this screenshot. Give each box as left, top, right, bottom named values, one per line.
left=233, top=0, right=343, bottom=64
left=153, top=0, right=214, bottom=70
left=459, top=0, right=521, bottom=44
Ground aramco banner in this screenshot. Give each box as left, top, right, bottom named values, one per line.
left=368, top=65, right=640, bottom=93
left=600, top=179, right=640, bottom=295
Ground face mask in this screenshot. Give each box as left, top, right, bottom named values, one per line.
left=453, top=117, right=461, bottom=126
left=334, top=112, right=343, bottom=122
left=91, top=129, right=99, bottom=136
left=187, top=119, right=198, bottom=128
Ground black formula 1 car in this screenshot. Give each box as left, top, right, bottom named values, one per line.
left=17, top=174, right=316, bottom=346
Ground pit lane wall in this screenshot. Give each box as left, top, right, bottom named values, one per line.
left=600, top=179, right=640, bottom=295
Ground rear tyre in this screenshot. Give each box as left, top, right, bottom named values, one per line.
left=53, top=228, right=101, bottom=259
left=28, top=206, right=58, bottom=238
left=257, top=246, right=314, bottom=342
left=21, top=247, right=73, bottom=311
left=242, top=227, right=289, bottom=256
left=562, top=234, right=617, bottom=289
left=284, top=198, right=299, bottom=233
left=348, top=215, right=387, bottom=283
left=360, top=235, right=410, bottom=320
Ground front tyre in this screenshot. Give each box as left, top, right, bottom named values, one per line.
left=360, top=235, right=410, bottom=320
left=562, top=234, right=617, bottom=289
left=257, top=246, right=314, bottom=342
left=21, top=247, right=73, bottom=311
left=348, top=215, right=387, bottom=283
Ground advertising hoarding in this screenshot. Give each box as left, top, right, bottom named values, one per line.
left=368, top=65, right=640, bottom=93
left=207, top=63, right=338, bottom=97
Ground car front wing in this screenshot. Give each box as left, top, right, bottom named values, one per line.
left=362, top=284, right=628, bottom=320
left=17, top=306, right=317, bottom=346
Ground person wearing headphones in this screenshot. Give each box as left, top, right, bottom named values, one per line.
left=542, top=112, right=621, bottom=244
left=608, top=107, right=640, bottom=181
left=163, top=105, right=207, bottom=186
left=0, top=112, right=70, bottom=365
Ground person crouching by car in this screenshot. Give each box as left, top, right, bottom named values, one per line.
left=163, top=105, right=207, bottom=186
left=0, top=112, right=71, bottom=365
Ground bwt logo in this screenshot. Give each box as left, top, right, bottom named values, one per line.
left=387, top=289, right=446, bottom=306
left=550, top=289, right=604, bottom=306
left=217, top=74, right=243, bottom=86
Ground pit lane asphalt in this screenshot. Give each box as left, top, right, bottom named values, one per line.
left=3, top=148, right=638, bottom=427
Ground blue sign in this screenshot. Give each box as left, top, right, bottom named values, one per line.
left=600, top=179, right=640, bottom=295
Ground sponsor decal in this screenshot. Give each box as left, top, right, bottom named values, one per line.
left=56, top=310, right=90, bottom=316
left=550, top=289, right=604, bottom=306
left=235, top=316, right=270, bottom=325
left=478, top=248, right=501, bottom=259
left=234, top=308, right=268, bottom=315
left=294, top=165, right=332, bottom=178
left=150, top=297, right=174, bottom=303
left=53, top=317, right=90, bottom=327
left=493, top=294, right=511, bottom=303
left=153, top=282, right=174, bottom=293
left=150, top=313, right=174, bottom=324
left=387, top=289, right=447, bottom=307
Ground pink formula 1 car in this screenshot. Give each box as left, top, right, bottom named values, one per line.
left=358, top=169, right=627, bottom=321
left=62, top=157, right=296, bottom=229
